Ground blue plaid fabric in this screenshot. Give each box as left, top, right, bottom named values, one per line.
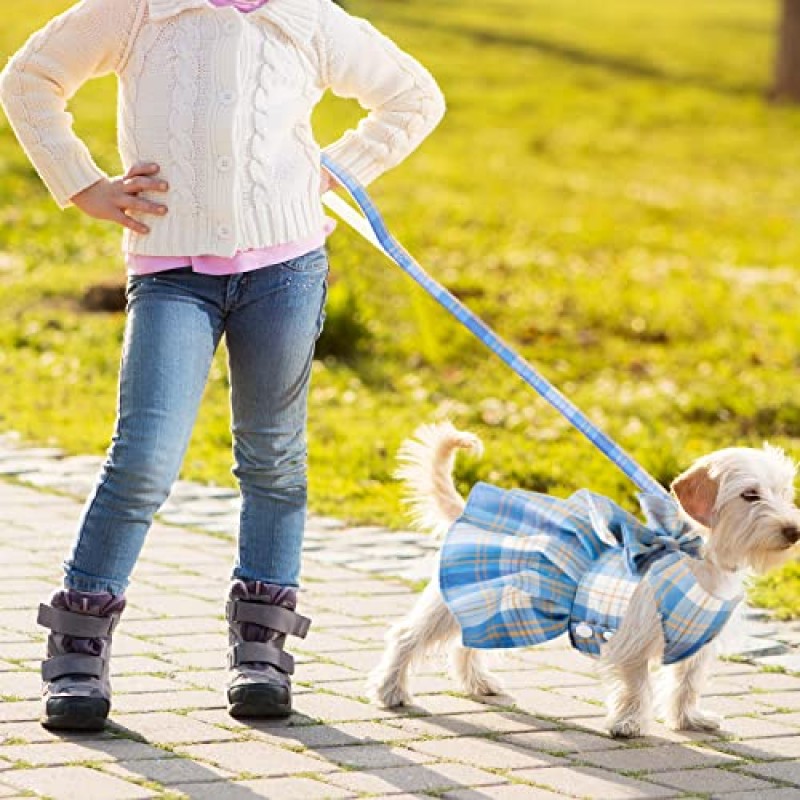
left=439, top=483, right=741, bottom=664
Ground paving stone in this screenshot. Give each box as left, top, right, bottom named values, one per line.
left=112, top=689, right=223, bottom=714
left=443, top=785, right=570, bottom=800
left=112, top=675, right=189, bottom=694
left=720, top=735, right=800, bottom=760
left=226, top=777, right=356, bottom=798
left=1, top=766, right=154, bottom=799
left=501, top=728, right=626, bottom=753
left=405, top=693, right=503, bottom=716
left=721, top=789, right=800, bottom=800
left=311, top=648, right=383, bottom=671
left=0, top=738, right=169, bottom=766
left=292, top=693, right=395, bottom=722
left=325, top=762, right=505, bottom=795
left=293, top=662, right=360, bottom=683
left=757, top=653, right=800, bottom=672
left=0, top=671, right=39, bottom=700
left=568, top=714, right=723, bottom=743
left=753, top=691, right=800, bottom=711
left=646, top=766, right=776, bottom=795
left=738, top=760, right=800, bottom=786
left=384, top=712, right=558, bottom=739
left=411, top=736, right=566, bottom=770
left=172, top=669, right=230, bottom=692
left=313, top=744, right=435, bottom=769
left=102, top=757, right=235, bottom=785
left=738, top=672, right=800, bottom=691
left=768, top=710, right=800, bottom=727
left=497, top=667, right=597, bottom=689
left=504, top=687, right=604, bottom=718
left=159, top=650, right=226, bottom=670
left=109, top=712, right=238, bottom=744
left=513, top=766, right=677, bottom=799
left=110, top=655, right=173, bottom=675
left=0, top=700, right=43, bottom=722
left=177, top=741, right=338, bottom=776
left=718, top=714, right=800, bottom=738
left=579, top=742, right=740, bottom=773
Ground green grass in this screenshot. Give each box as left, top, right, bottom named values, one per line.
left=1, top=0, right=799, bottom=610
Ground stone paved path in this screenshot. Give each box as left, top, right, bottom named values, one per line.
left=0, top=441, right=799, bottom=798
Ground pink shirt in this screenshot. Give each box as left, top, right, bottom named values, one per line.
left=126, top=0, right=329, bottom=276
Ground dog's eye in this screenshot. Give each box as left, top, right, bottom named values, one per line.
left=741, top=490, right=761, bottom=503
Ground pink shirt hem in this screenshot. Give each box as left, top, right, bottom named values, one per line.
left=126, top=229, right=328, bottom=276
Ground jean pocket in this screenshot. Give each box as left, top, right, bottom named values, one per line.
left=282, top=248, right=328, bottom=274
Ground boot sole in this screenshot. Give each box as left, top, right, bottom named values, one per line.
left=228, top=685, right=292, bottom=718
left=42, top=697, right=109, bottom=732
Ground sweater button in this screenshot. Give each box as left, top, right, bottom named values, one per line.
left=217, top=156, right=232, bottom=172
left=223, top=20, right=237, bottom=35
left=220, top=90, right=235, bottom=105
left=217, top=224, right=231, bottom=239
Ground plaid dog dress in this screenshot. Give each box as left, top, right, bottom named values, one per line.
left=439, top=483, right=742, bottom=665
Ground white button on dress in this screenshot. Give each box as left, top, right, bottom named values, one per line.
left=574, top=623, right=593, bottom=639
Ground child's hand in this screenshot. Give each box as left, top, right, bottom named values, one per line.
left=320, top=168, right=339, bottom=194
left=70, top=162, right=169, bottom=235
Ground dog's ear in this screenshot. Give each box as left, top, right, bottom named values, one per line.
left=671, top=463, right=718, bottom=527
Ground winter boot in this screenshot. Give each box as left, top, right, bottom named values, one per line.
left=38, top=589, right=125, bottom=731
left=226, top=580, right=310, bottom=718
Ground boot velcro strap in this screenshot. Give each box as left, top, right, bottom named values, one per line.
left=229, top=642, right=295, bottom=675
left=37, top=604, right=118, bottom=638
left=41, top=653, right=104, bottom=682
left=227, top=600, right=310, bottom=639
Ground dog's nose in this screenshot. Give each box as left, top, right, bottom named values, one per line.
left=781, top=526, right=800, bottom=545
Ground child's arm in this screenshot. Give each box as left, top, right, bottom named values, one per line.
left=0, top=0, right=146, bottom=212
left=317, top=0, right=446, bottom=186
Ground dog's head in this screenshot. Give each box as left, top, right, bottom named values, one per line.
left=671, top=445, right=800, bottom=573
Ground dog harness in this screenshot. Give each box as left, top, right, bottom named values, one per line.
left=439, top=483, right=742, bottom=664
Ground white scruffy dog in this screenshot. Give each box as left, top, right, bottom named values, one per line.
left=369, top=422, right=800, bottom=737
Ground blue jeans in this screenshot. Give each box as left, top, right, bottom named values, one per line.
left=64, top=248, right=329, bottom=595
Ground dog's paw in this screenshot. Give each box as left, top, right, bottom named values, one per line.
left=366, top=674, right=412, bottom=709
left=463, top=672, right=504, bottom=698
left=607, top=715, right=645, bottom=739
left=667, top=709, right=722, bottom=732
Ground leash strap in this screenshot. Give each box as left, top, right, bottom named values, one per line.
left=321, top=155, right=670, bottom=500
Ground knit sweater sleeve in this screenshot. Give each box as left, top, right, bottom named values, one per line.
left=0, top=0, right=143, bottom=208
left=317, top=0, right=446, bottom=186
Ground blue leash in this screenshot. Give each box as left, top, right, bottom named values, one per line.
left=321, top=155, right=670, bottom=500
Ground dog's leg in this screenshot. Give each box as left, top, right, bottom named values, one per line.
left=450, top=645, right=504, bottom=698
left=661, top=645, right=721, bottom=732
left=602, top=583, right=662, bottom=738
left=368, top=580, right=460, bottom=708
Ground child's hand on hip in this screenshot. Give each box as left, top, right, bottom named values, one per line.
left=70, top=162, right=169, bottom=235
left=320, top=168, right=339, bottom=194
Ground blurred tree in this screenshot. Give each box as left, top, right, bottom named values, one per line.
left=773, top=0, right=800, bottom=102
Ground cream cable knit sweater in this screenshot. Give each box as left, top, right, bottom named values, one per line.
left=0, top=0, right=445, bottom=256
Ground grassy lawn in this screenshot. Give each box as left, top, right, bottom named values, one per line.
left=1, top=0, right=799, bottom=614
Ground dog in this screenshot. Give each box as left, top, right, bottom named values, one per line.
left=368, top=422, right=800, bottom=738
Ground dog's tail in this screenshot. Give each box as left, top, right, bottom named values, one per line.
left=395, top=421, right=483, bottom=538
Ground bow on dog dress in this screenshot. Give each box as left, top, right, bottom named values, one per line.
left=439, top=483, right=742, bottom=665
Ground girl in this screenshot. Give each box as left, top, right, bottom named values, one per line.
left=0, top=0, right=444, bottom=730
